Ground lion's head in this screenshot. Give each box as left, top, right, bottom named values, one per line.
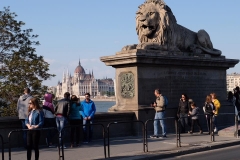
left=136, top=0, right=176, bottom=45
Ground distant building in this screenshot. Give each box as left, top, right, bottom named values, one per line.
left=227, top=73, right=240, bottom=91
left=56, top=60, right=114, bottom=98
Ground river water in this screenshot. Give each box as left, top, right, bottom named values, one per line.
left=94, top=101, right=116, bottom=112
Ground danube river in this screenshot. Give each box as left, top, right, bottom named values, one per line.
left=94, top=101, right=116, bottom=112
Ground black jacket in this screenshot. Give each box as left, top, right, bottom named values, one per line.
left=178, top=99, right=191, bottom=114
left=55, top=98, right=70, bottom=117
left=204, top=102, right=215, bottom=115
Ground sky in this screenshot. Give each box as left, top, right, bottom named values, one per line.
left=1, top=0, right=240, bottom=86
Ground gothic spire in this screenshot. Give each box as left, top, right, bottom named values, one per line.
left=78, top=59, right=81, bottom=66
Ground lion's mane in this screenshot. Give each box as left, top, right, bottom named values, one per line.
left=136, top=0, right=177, bottom=46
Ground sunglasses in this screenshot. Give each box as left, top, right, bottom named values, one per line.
left=29, top=103, right=32, bottom=105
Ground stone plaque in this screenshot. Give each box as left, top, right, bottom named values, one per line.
left=120, top=72, right=135, bottom=98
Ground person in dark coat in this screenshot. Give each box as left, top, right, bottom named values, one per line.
left=177, top=94, right=191, bottom=133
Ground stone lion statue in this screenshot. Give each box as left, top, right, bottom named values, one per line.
left=122, top=0, right=221, bottom=56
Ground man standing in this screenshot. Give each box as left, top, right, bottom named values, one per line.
left=55, top=92, right=70, bottom=148
left=150, top=89, right=166, bottom=138
left=17, top=88, right=32, bottom=148
left=80, top=93, right=96, bottom=143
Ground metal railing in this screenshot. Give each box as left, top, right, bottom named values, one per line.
left=176, top=113, right=238, bottom=147
left=107, top=120, right=145, bottom=158
left=144, top=117, right=176, bottom=152
left=61, top=123, right=107, bottom=159
left=4, top=112, right=239, bottom=159
left=8, top=127, right=57, bottom=160
left=0, top=134, right=4, bottom=160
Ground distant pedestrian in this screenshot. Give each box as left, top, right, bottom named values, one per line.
left=55, top=92, right=70, bottom=148
left=150, top=89, right=166, bottom=139
left=203, top=95, right=215, bottom=135
left=43, top=92, right=56, bottom=148
left=69, top=95, right=82, bottom=147
left=80, top=93, right=96, bottom=143
left=17, top=88, right=32, bottom=148
left=25, top=97, right=44, bottom=160
left=177, top=94, right=191, bottom=133
left=188, top=102, right=202, bottom=134
left=234, top=87, right=240, bottom=115
left=210, top=93, right=221, bottom=133
left=228, top=91, right=239, bottom=119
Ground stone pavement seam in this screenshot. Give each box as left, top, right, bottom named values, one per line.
left=108, top=139, right=240, bottom=160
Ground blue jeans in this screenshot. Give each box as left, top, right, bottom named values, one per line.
left=179, top=113, right=190, bottom=132
left=83, top=119, right=93, bottom=142
left=20, top=119, right=27, bottom=148
left=213, top=115, right=218, bottom=131
left=56, top=117, right=67, bottom=145
left=154, top=111, right=166, bottom=136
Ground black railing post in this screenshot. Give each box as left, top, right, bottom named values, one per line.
left=8, top=131, right=13, bottom=160
left=175, top=119, right=178, bottom=147
left=0, top=134, right=4, bottom=160
left=142, top=122, right=145, bottom=152
left=102, top=125, right=106, bottom=159
left=145, top=121, right=149, bottom=152
left=107, top=124, right=110, bottom=158
left=235, top=115, right=239, bottom=139
left=210, top=116, right=214, bottom=142
left=178, top=118, right=181, bottom=147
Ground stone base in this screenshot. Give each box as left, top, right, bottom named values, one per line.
left=101, top=49, right=238, bottom=112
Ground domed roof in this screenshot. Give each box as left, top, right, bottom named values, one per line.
left=74, top=60, right=85, bottom=74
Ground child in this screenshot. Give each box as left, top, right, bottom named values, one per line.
left=188, top=102, right=203, bottom=134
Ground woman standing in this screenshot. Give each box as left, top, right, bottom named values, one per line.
left=204, top=95, right=215, bottom=135
left=69, top=95, right=82, bottom=148
left=25, top=98, right=44, bottom=160
left=177, top=94, right=191, bottom=133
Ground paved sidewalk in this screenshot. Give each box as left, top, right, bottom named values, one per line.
left=2, top=133, right=240, bottom=160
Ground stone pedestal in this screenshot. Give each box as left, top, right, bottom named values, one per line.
left=101, top=49, right=239, bottom=133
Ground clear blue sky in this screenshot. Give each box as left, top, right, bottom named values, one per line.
left=1, top=0, right=240, bottom=86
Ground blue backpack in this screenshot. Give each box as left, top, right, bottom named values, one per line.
left=163, top=96, right=168, bottom=108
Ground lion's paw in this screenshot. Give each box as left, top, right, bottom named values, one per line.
left=122, top=44, right=137, bottom=51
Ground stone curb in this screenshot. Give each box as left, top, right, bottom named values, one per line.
left=108, top=140, right=240, bottom=160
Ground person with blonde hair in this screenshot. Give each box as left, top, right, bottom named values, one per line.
left=210, top=93, right=221, bottom=133
left=25, top=97, right=44, bottom=160
left=204, top=95, right=215, bottom=135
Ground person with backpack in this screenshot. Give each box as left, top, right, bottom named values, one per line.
left=188, top=102, right=203, bottom=134
left=42, top=92, right=56, bottom=148
left=68, top=95, right=82, bottom=147
left=210, top=93, right=221, bottom=133
left=17, top=88, right=32, bottom=149
left=150, top=89, right=166, bottom=138
left=177, top=94, right=191, bottom=133
left=204, top=95, right=215, bottom=135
